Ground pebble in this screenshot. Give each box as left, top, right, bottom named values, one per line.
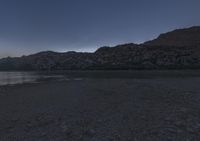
left=85, top=129, right=96, bottom=136
left=60, top=122, right=73, bottom=136
left=40, top=132, right=47, bottom=137
left=11, top=118, right=19, bottom=122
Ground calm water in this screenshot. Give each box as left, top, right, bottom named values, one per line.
left=0, top=70, right=200, bottom=86
left=0, top=72, right=64, bottom=86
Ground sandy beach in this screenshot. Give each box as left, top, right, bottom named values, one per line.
left=1, top=71, right=200, bottom=141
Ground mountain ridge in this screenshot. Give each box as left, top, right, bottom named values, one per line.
left=1, top=26, right=200, bottom=70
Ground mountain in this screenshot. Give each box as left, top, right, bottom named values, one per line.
left=144, top=26, right=200, bottom=47
left=0, top=26, right=200, bottom=70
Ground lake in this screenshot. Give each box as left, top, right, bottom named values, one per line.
left=0, top=70, right=200, bottom=86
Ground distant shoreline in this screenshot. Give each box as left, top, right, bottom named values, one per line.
left=1, top=70, right=200, bottom=86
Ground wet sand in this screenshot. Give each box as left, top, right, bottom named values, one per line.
left=0, top=72, right=200, bottom=141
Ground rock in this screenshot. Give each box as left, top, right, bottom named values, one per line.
left=60, top=122, right=72, bottom=136
left=193, top=123, right=200, bottom=129
left=85, top=129, right=96, bottom=136
left=40, top=132, right=47, bottom=137
left=10, top=118, right=19, bottom=122
left=175, top=120, right=184, bottom=127
left=179, top=107, right=188, bottom=113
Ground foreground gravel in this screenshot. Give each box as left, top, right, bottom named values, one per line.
left=0, top=75, right=200, bottom=141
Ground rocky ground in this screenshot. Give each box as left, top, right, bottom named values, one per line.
left=0, top=72, right=200, bottom=141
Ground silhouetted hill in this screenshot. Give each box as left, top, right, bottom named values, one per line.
left=144, top=26, right=200, bottom=47
left=0, top=26, right=200, bottom=70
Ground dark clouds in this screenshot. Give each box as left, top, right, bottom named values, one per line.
left=0, top=0, right=200, bottom=57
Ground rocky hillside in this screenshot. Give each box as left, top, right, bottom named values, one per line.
left=0, top=26, right=200, bottom=70
left=144, top=26, right=200, bottom=47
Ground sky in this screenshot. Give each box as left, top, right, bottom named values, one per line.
left=0, top=0, right=200, bottom=58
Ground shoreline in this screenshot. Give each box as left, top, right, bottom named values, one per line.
left=1, top=70, right=200, bottom=86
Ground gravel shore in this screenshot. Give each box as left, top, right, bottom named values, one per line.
left=0, top=72, right=200, bottom=141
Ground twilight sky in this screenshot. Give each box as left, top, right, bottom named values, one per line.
left=0, top=0, right=200, bottom=58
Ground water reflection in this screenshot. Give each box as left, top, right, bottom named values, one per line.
left=0, top=72, right=63, bottom=86
left=0, top=72, right=38, bottom=85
